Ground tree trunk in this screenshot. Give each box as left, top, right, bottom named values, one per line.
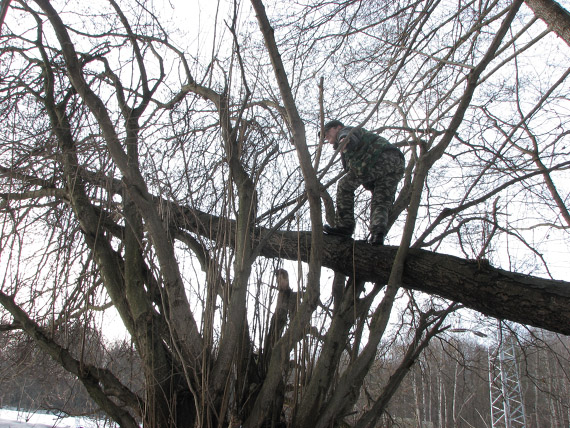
left=177, top=206, right=570, bottom=336
left=525, top=0, right=570, bottom=46
left=255, top=228, right=570, bottom=336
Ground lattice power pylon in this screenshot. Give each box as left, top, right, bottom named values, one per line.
left=488, top=323, right=527, bottom=428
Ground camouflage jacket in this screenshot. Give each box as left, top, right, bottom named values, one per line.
left=335, top=127, right=403, bottom=179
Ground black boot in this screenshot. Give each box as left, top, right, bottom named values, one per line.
left=369, top=232, right=384, bottom=246
left=324, top=224, right=354, bottom=237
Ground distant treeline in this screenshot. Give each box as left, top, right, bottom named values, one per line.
left=0, top=323, right=142, bottom=417
left=1, top=324, right=569, bottom=427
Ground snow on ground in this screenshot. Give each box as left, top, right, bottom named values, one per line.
left=0, top=409, right=112, bottom=428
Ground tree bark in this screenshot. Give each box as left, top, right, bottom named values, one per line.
left=170, top=200, right=570, bottom=337
left=525, top=0, right=570, bottom=46
left=180, top=200, right=570, bottom=336
left=255, top=228, right=570, bottom=335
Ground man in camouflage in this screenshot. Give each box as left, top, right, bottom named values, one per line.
left=322, top=120, right=405, bottom=245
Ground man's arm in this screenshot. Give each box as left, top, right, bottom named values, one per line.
left=337, top=127, right=364, bottom=151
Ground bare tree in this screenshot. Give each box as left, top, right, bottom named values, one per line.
left=0, top=0, right=569, bottom=427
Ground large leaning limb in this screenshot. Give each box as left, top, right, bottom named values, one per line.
left=177, top=206, right=570, bottom=336
left=259, top=230, right=570, bottom=336
left=524, top=0, right=570, bottom=47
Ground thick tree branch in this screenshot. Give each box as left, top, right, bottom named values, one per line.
left=172, top=204, right=570, bottom=336
left=248, top=1, right=324, bottom=425
left=354, top=307, right=454, bottom=428
left=525, top=0, right=570, bottom=46
left=258, top=230, right=570, bottom=336
left=34, top=0, right=203, bottom=364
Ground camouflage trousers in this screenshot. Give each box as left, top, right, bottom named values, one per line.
left=335, top=150, right=405, bottom=236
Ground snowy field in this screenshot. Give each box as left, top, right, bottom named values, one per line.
left=0, top=409, right=113, bottom=428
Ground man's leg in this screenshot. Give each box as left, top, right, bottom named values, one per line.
left=325, top=171, right=360, bottom=236
left=369, top=151, right=405, bottom=243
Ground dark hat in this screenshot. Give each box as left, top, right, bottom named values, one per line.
left=324, top=120, right=344, bottom=132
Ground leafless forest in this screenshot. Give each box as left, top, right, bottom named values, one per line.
left=0, top=0, right=569, bottom=427
left=2, top=326, right=570, bottom=427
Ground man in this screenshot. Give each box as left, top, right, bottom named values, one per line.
left=322, top=120, right=405, bottom=245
